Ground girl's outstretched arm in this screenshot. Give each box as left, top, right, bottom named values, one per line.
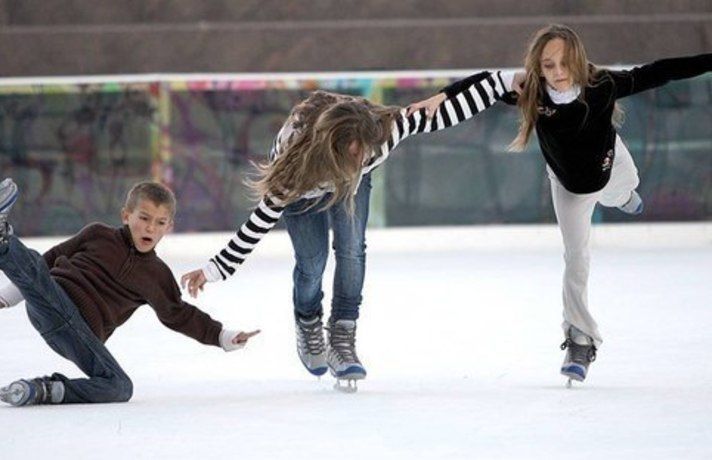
left=610, top=53, right=712, bottom=99
left=187, top=195, right=286, bottom=290
left=406, top=70, right=521, bottom=117
left=181, top=124, right=292, bottom=292
left=394, top=70, right=518, bottom=145
left=362, top=70, right=518, bottom=172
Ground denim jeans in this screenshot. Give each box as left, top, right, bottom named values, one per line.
left=284, top=174, right=371, bottom=321
left=0, top=236, right=133, bottom=404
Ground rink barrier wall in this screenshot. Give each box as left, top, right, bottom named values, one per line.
left=0, top=70, right=710, bottom=236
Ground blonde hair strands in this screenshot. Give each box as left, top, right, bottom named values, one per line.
left=510, top=24, right=623, bottom=152
left=249, top=91, right=400, bottom=214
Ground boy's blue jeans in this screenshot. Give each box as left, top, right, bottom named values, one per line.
left=0, top=236, right=133, bottom=403
left=284, top=174, right=371, bottom=322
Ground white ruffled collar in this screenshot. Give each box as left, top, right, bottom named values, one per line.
left=546, top=84, right=581, bottom=104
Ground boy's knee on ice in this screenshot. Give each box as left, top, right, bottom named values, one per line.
left=115, top=377, right=133, bottom=402
left=106, top=374, right=133, bottom=403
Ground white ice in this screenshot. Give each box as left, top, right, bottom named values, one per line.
left=1, top=223, right=711, bottom=460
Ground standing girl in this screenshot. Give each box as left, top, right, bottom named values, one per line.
left=182, top=77, right=511, bottom=390
left=408, top=24, right=711, bottom=384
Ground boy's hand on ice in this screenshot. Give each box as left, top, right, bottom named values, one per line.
left=220, top=329, right=261, bottom=352
left=180, top=269, right=207, bottom=298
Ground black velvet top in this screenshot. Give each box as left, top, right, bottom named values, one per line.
left=443, top=54, right=712, bottom=193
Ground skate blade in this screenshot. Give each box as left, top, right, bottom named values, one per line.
left=333, top=379, right=358, bottom=393
left=561, top=370, right=585, bottom=381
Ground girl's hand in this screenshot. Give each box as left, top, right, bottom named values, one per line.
left=180, top=269, right=207, bottom=298
left=406, top=92, right=447, bottom=119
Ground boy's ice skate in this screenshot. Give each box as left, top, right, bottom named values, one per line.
left=0, top=377, right=64, bottom=406
left=560, top=326, right=597, bottom=387
left=326, top=319, right=366, bottom=393
left=295, top=315, right=328, bottom=376
left=617, top=190, right=643, bottom=215
left=0, top=178, right=19, bottom=243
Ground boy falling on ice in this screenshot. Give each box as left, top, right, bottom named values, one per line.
left=0, top=178, right=259, bottom=406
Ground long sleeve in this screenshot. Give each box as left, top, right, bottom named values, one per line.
left=154, top=298, right=223, bottom=347
left=202, top=195, right=285, bottom=282
left=610, top=53, right=712, bottom=99
left=202, top=122, right=292, bottom=282
left=201, top=72, right=509, bottom=282
left=364, top=70, right=512, bottom=171
left=441, top=71, right=492, bottom=98
left=149, top=262, right=223, bottom=346
left=43, top=224, right=95, bottom=268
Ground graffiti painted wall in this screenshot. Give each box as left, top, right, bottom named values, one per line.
left=0, top=72, right=710, bottom=236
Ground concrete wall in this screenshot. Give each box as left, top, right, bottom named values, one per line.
left=1, top=1, right=711, bottom=76
left=0, top=0, right=8, bottom=26
left=4, top=0, right=712, bottom=24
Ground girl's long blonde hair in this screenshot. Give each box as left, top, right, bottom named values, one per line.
left=250, top=91, right=400, bottom=213
left=510, top=24, right=623, bottom=151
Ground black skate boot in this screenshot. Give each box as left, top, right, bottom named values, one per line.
left=560, top=327, right=597, bottom=386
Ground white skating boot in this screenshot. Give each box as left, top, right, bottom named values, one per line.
left=326, top=319, right=366, bottom=393
left=0, top=177, right=19, bottom=245
left=295, top=315, right=328, bottom=376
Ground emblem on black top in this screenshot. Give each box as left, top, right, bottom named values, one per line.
left=602, top=149, right=613, bottom=171
left=537, top=106, right=557, bottom=117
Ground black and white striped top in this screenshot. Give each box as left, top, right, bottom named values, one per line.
left=203, top=70, right=513, bottom=282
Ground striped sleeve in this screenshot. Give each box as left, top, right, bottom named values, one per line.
left=269, top=122, right=288, bottom=161
left=385, top=70, right=510, bottom=153
left=202, top=195, right=285, bottom=282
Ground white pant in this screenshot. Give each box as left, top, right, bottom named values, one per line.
left=549, top=135, right=640, bottom=348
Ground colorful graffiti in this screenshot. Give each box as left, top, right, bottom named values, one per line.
left=0, top=72, right=710, bottom=236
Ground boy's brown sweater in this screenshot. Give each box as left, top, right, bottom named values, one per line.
left=43, top=222, right=222, bottom=346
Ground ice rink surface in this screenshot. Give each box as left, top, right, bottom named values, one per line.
left=1, top=223, right=711, bottom=459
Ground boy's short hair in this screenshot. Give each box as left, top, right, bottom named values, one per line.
left=124, top=181, right=177, bottom=218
